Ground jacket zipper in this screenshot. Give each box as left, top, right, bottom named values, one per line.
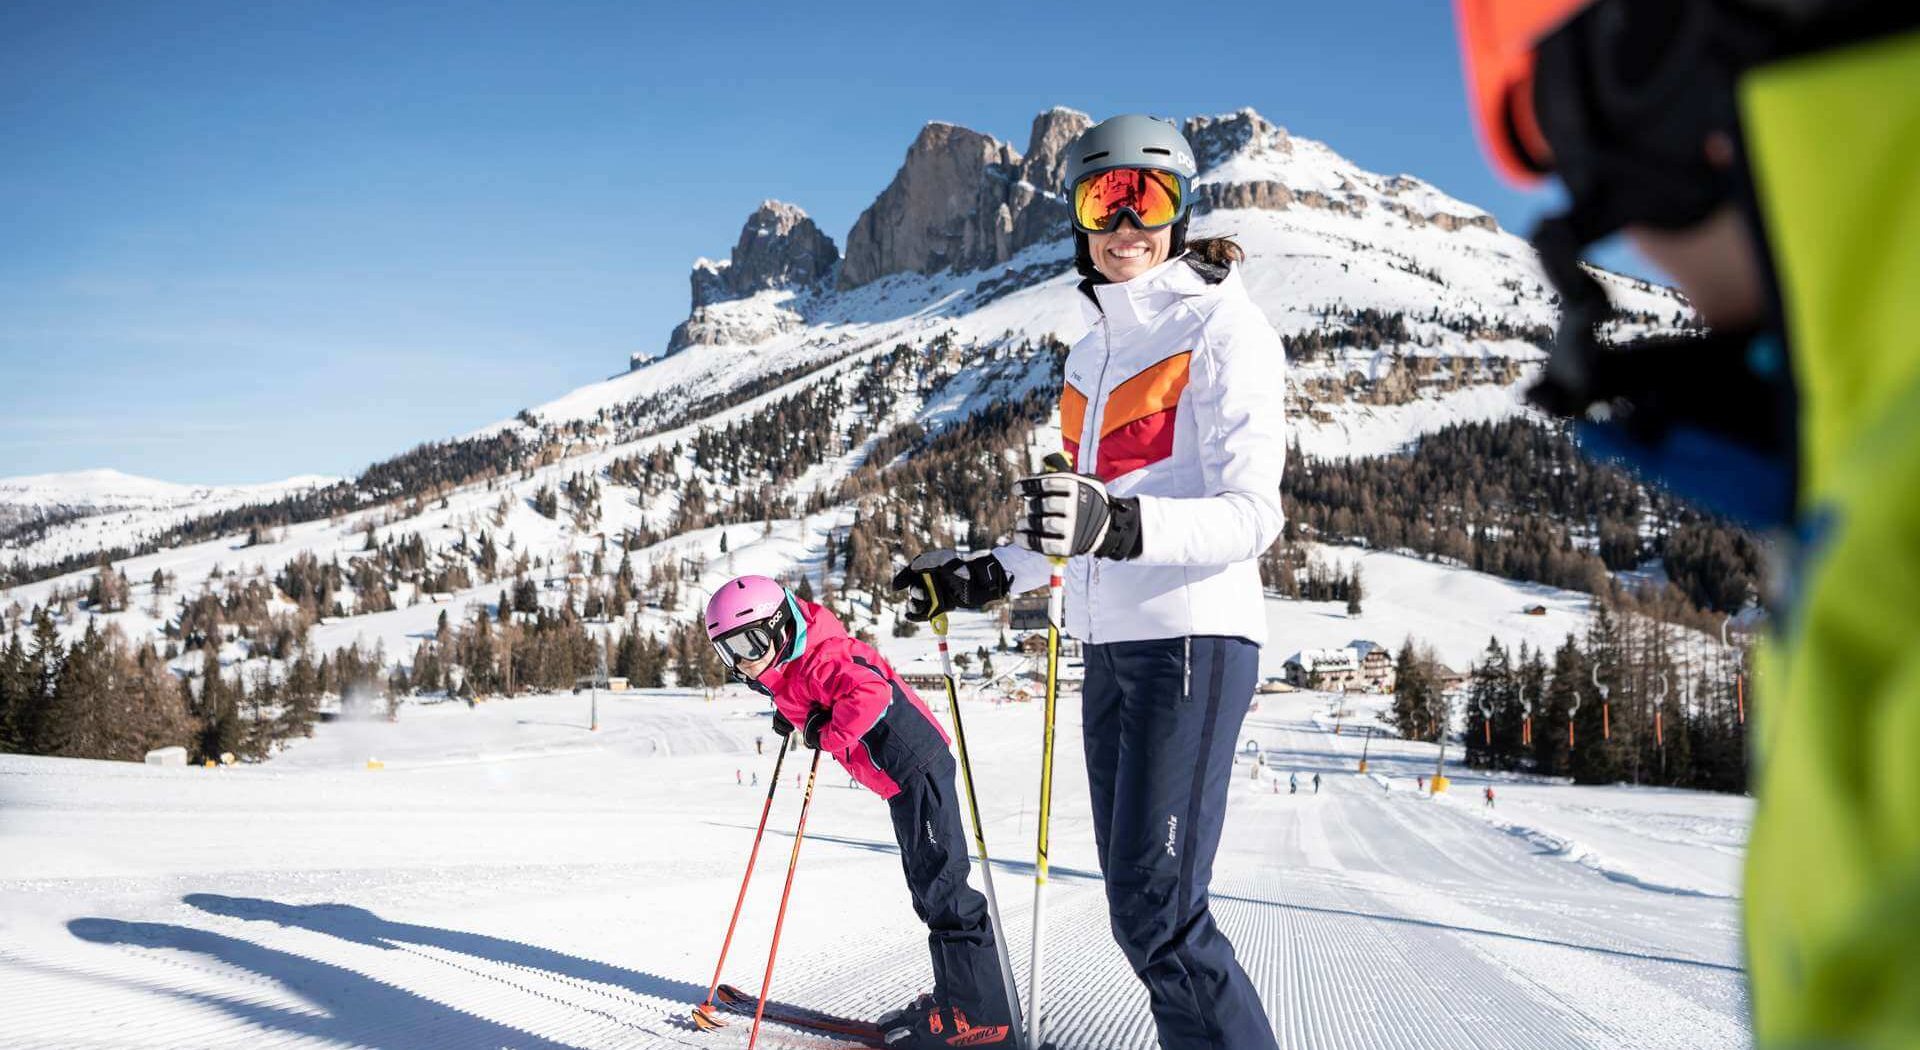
left=1086, top=317, right=1117, bottom=640
left=1183, top=636, right=1193, bottom=703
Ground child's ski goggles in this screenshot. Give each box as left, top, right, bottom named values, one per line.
left=712, top=623, right=779, bottom=669
left=1071, top=167, right=1188, bottom=233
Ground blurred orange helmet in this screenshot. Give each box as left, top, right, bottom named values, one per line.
left=1454, top=0, right=1594, bottom=185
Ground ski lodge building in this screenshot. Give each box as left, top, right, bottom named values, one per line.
left=1282, top=640, right=1396, bottom=692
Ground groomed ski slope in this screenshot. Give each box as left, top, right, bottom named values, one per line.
left=0, top=637, right=1750, bottom=1049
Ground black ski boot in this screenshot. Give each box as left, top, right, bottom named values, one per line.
left=876, top=992, right=936, bottom=1034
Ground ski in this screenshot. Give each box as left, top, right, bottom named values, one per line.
left=711, top=983, right=890, bottom=1047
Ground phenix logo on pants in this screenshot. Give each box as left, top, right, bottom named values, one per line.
left=1165, top=814, right=1179, bottom=858
left=926, top=820, right=937, bottom=847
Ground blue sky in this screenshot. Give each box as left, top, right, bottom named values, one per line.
left=0, top=0, right=1639, bottom=484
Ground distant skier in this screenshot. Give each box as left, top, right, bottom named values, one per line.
left=705, top=575, right=1011, bottom=1047
left=736, top=768, right=742, bottom=786
left=1484, top=785, right=1495, bottom=809
left=1313, top=773, right=1321, bottom=795
left=1289, top=773, right=1298, bottom=795
left=755, top=735, right=764, bottom=756
left=1418, top=775, right=1425, bottom=793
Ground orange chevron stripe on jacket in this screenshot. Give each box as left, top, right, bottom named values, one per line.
left=1094, top=351, right=1191, bottom=480
left=1060, top=383, right=1088, bottom=470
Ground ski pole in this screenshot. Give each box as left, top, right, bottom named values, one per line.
left=924, top=574, right=1026, bottom=1047
left=1029, top=448, right=1072, bottom=1050
left=691, top=742, right=789, bottom=1030
left=749, top=745, right=825, bottom=1049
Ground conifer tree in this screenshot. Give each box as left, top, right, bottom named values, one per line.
left=22, top=608, right=63, bottom=751
left=1464, top=637, right=1514, bottom=768
left=0, top=633, right=24, bottom=752
left=1536, top=636, right=1584, bottom=776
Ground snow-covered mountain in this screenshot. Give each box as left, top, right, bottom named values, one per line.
left=1, top=106, right=1694, bottom=690
left=0, top=469, right=339, bottom=563
left=0, top=468, right=337, bottom=517
left=525, top=107, right=1680, bottom=456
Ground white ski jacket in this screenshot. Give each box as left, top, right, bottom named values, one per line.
left=995, top=253, right=1287, bottom=646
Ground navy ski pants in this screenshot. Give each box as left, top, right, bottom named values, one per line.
left=1083, top=635, right=1277, bottom=1050
left=886, top=752, right=1010, bottom=1025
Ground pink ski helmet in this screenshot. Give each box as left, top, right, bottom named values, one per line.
left=704, top=575, right=799, bottom=680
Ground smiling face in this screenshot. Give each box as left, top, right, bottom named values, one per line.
left=1088, top=218, right=1173, bottom=283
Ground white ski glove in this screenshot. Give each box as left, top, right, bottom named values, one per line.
left=1012, top=470, right=1143, bottom=560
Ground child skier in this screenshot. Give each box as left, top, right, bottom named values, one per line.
left=704, top=575, right=1012, bottom=1048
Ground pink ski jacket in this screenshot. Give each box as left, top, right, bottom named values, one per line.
left=758, top=599, right=951, bottom=800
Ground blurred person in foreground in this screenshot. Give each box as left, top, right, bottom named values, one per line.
left=1452, top=1, right=1918, bottom=1045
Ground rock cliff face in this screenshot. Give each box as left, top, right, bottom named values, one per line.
left=1196, top=181, right=1296, bottom=211
left=660, top=104, right=1505, bottom=356
left=1185, top=109, right=1292, bottom=174
left=708, top=200, right=838, bottom=303
left=666, top=201, right=837, bottom=355
left=1008, top=107, right=1094, bottom=250
left=837, top=109, right=1092, bottom=290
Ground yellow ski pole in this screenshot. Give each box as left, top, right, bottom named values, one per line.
left=1029, top=449, right=1072, bottom=1049
left=924, top=574, right=1026, bottom=1047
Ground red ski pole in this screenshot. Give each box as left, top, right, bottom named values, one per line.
left=749, top=745, right=825, bottom=1049
left=691, top=742, right=789, bottom=1029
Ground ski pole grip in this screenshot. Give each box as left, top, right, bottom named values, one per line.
left=920, top=571, right=949, bottom=634
left=1039, top=452, right=1075, bottom=571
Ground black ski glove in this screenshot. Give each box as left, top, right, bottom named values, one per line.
left=771, top=710, right=795, bottom=740
left=802, top=707, right=830, bottom=751
left=1012, top=470, right=1143, bottom=560
left=890, top=549, right=1013, bottom=622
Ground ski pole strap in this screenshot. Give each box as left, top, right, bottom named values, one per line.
left=921, top=571, right=949, bottom=635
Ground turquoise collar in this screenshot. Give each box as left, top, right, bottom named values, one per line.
left=777, top=593, right=809, bottom=667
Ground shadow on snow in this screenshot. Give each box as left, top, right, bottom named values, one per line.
left=65, top=894, right=853, bottom=1049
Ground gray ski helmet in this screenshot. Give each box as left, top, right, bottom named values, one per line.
left=1065, top=115, right=1199, bottom=278
left=1062, top=114, right=1198, bottom=195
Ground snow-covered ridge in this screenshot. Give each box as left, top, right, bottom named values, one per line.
left=0, top=468, right=338, bottom=514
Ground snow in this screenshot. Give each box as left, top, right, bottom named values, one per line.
left=1307, top=690, right=1750, bottom=900
left=0, top=680, right=1751, bottom=1048
left=1262, top=544, right=1597, bottom=674
left=1292, top=380, right=1538, bottom=460
left=0, top=469, right=338, bottom=514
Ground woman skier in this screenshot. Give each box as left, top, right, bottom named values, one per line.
left=704, top=574, right=1012, bottom=1048
left=897, top=114, right=1285, bottom=1050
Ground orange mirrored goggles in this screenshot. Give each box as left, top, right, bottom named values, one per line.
left=1071, top=167, right=1187, bottom=233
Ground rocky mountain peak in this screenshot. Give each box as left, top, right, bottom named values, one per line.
left=1017, top=107, right=1093, bottom=194
left=836, top=123, right=1026, bottom=290
left=666, top=200, right=838, bottom=355
left=1185, top=108, right=1291, bottom=176
left=698, top=200, right=838, bottom=308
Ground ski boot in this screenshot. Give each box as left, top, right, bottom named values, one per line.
left=876, top=992, right=936, bottom=1034
left=882, top=1003, right=1012, bottom=1048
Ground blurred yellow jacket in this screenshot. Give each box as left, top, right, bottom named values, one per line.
left=1740, top=27, right=1920, bottom=1050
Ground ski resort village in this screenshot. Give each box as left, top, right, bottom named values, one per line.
left=3, top=105, right=1762, bottom=1049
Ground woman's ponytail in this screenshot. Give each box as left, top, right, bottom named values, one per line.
left=1185, top=236, right=1245, bottom=268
